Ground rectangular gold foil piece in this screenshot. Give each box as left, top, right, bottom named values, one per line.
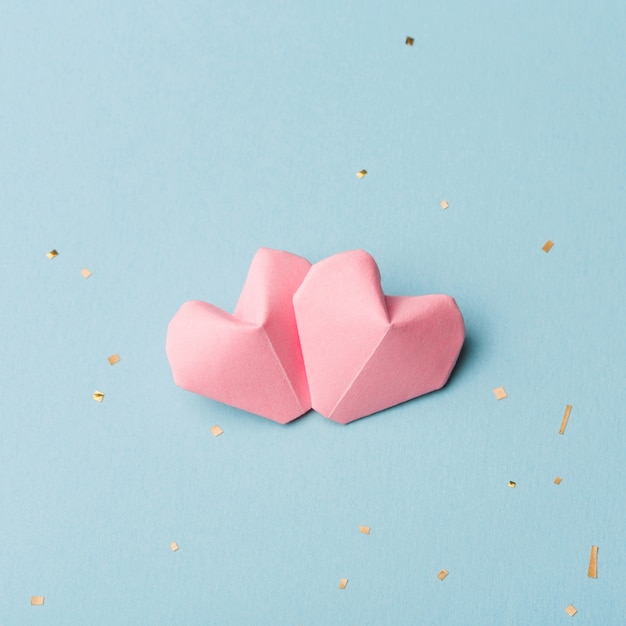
left=108, top=354, right=120, bottom=366
left=356, top=169, right=367, bottom=179
left=210, top=425, right=223, bottom=437
left=554, top=476, right=562, bottom=485
left=559, top=405, right=572, bottom=435
left=338, top=578, right=348, bottom=589
left=542, top=240, right=554, bottom=253
left=80, top=268, right=92, bottom=278
left=30, top=596, right=44, bottom=606
left=493, top=387, right=507, bottom=400
left=170, top=541, right=179, bottom=552
left=46, top=250, right=58, bottom=259
left=508, top=481, right=516, bottom=488
left=440, top=200, right=449, bottom=210
left=359, top=525, right=370, bottom=535
left=406, top=36, right=414, bottom=46
left=93, top=391, right=104, bottom=403
left=588, top=545, right=598, bottom=578
left=437, top=569, right=448, bottom=580
left=565, top=605, right=577, bottom=617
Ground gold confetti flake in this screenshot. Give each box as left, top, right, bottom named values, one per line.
left=30, top=596, right=44, bottom=606
left=406, top=36, right=414, bottom=46
left=493, top=387, right=507, bottom=400
left=93, top=391, right=104, bottom=403
left=107, top=353, right=120, bottom=366
left=210, top=425, right=223, bottom=437
left=508, top=481, right=516, bottom=488
left=542, top=240, right=554, bottom=253
left=440, top=200, right=449, bottom=210
left=46, top=250, right=58, bottom=259
left=588, top=545, right=598, bottom=578
left=356, top=169, right=367, bottom=179
left=565, top=604, right=577, bottom=617
left=559, top=404, right=572, bottom=435
left=170, top=542, right=179, bottom=552
left=359, top=525, right=371, bottom=535
left=338, top=578, right=348, bottom=589
left=80, top=268, right=92, bottom=279
left=554, top=476, right=563, bottom=485
left=437, top=569, right=448, bottom=581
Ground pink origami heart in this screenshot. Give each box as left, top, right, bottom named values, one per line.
left=166, top=248, right=312, bottom=423
left=293, top=250, right=465, bottom=424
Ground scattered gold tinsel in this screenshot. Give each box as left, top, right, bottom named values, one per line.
left=559, top=405, right=572, bottom=435
left=210, top=425, right=223, bottom=437
left=508, top=481, right=516, bottom=488
left=406, top=36, right=414, bottom=46
left=338, top=578, right=348, bottom=589
left=437, top=569, right=448, bottom=581
left=92, top=391, right=104, bottom=403
left=588, top=546, right=598, bottom=578
left=30, top=596, right=44, bottom=606
left=554, top=477, right=563, bottom=485
left=440, top=200, right=449, bottom=210
left=108, top=354, right=120, bottom=366
left=170, top=542, right=179, bottom=552
left=359, top=526, right=371, bottom=535
left=80, top=268, right=92, bottom=279
left=542, top=240, right=554, bottom=253
left=565, top=605, right=577, bottom=617
left=46, top=250, right=58, bottom=259
left=356, top=169, right=367, bottom=179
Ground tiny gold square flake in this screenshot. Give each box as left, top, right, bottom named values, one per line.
left=93, top=391, right=104, bottom=403
left=542, top=240, right=554, bottom=253
left=356, top=169, right=367, bottom=179
left=565, top=604, right=577, bottom=617
left=80, top=268, right=92, bottom=279
left=108, top=353, right=120, bottom=366
left=554, top=476, right=563, bottom=485
left=437, top=569, right=448, bottom=581
left=338, top=578, right=348, bottom=589
left=46, top=250, right=58, bottom=259
left=440, top=200, right=449, bottom=210
left=30, top=596, right=44, bottom=606
left=210, top=425, right=223, bottom=437
left=406, top=36, right=414, bottom=46
left=359, top=525, right=371, bottom=535
left=508, top=481, right=516, bottom=488
left=493, top=387, right=507, bottom=400
left=170, top=542, right=179, bottom=552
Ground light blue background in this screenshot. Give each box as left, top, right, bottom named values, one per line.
left=1, top=1, right=625, bottom=624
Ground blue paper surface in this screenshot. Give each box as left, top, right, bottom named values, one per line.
left=1, top=1, right=625, bottom=624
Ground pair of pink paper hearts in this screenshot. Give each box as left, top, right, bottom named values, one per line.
left=166, top=248, right=465, bottom=425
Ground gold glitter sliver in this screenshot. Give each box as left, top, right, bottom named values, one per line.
left=542, top=240, right=554, bottom=253
left=493, top=387, right=507, bottom=400
left=93, top=391, right=104, bottom=403
left=565, top=605, right=577, bottom=617
left=508, top=481, right=516, bottom=488
left=108, top=353, right=120, bottom=366
left=437, top=569, right=448, bottom=581
left=406, top=36, right=414, bottom=46
left=80, top=268, right=92, bottom=279
left=356, top=169, right=367, bottom=179
left=30, top=596, right=44, bottom=606
left=588, top=545, right=598, bottom=578
left=359, top=525, right=370, bottom=535
left=210, top=425, right=223, bottom=437
left=170, top=542, right=179, bottom=552
left=559, top=404, right=572, bottom=435
left=554, top=476, right=563, bottom=485
left=440, top=200, right=449, bottom=210
left=338, top=578, right=348, bottom=589
left=46, top=250, right=58, bottom=259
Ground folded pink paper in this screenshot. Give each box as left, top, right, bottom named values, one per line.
left=293, top=250, right=465, bottom=424
left=166, top=248, right=312, bottom=423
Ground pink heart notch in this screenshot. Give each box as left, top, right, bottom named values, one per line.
left=166, top=248, right=312, bottom=424
left=292, top=250, right=465, bottom=424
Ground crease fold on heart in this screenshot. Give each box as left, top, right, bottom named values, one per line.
left=166, top=247, right=465, bottom=425
left=292, top=250, right=465, bottom=424
left=166, top=248, right=312, bottom=423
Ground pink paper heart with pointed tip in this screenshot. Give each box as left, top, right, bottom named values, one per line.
left=166, top=248, right=312, bottom=423
left=293, top=250, right=465, bottom=424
